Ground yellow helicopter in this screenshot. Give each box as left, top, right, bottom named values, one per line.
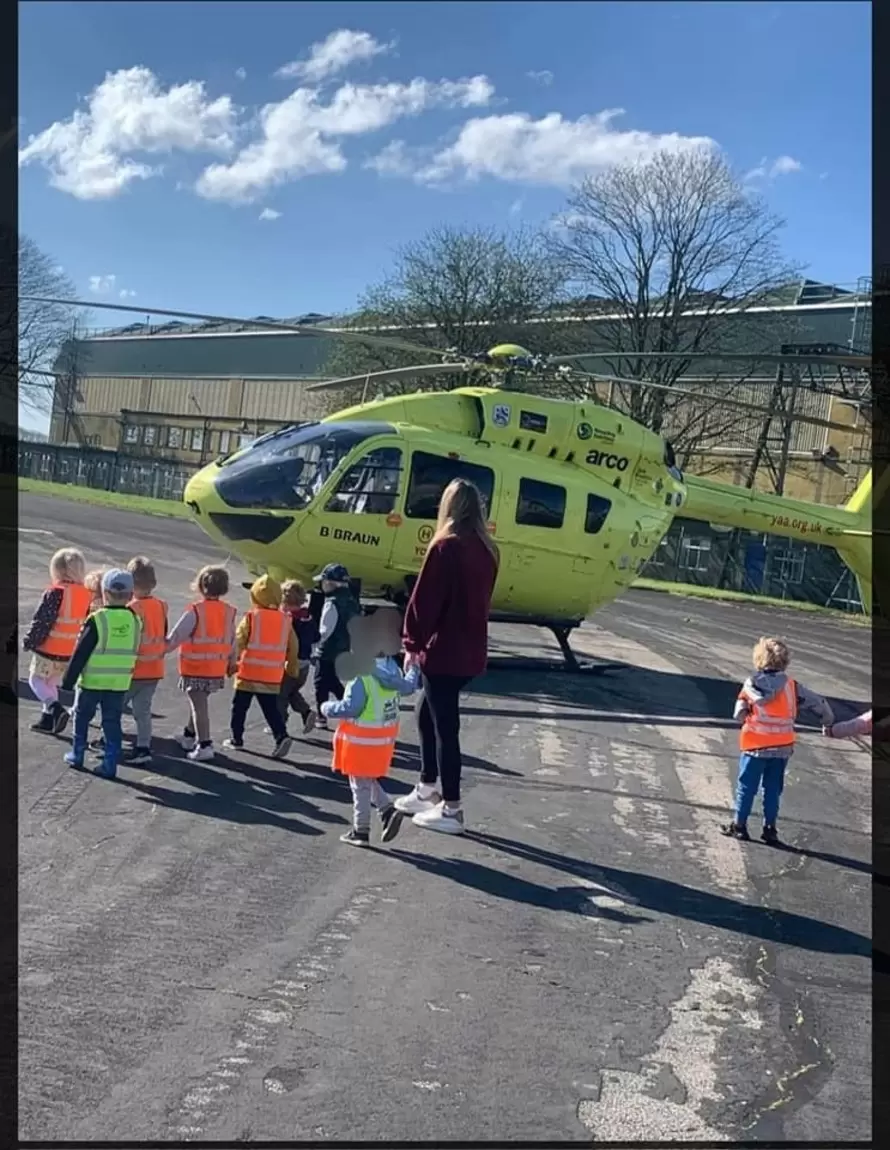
left=27, top=296, right=873, bottom=669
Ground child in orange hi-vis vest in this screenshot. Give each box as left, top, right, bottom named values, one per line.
left=721, top=636, right=834, bottom=845
left=22, top=547, right=90, bottom=735
left=165, top=565, right=238, bottom=762
left=123, top=556, right=169, bottom=766
left=222, top=574, right=298, bottom=760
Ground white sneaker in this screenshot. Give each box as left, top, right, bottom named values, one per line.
left=188, top=744, right=215, bottom=762
left=177, top=733, right=196, bottom=752
left=412, top=801, right=466, bottom=835
left=394, top=785, right=441, bottom=815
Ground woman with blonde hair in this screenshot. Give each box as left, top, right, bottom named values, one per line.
left=396, top=478, right=499, bottom=834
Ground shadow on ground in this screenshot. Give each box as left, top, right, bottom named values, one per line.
left=388, top=831, right=871, bottom=958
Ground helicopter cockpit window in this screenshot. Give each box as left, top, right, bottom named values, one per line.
left=405, top=451, right=494, bottom=520
left=325, top=447, right=403, bottom=516
left=515, top=478, right=566, bottom=529
left=585, top=493, right=612, bottom=535
left=215, top=422, right=394, bottom=511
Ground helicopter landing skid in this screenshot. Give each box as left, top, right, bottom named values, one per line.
left=486, top=616, right=623, bottom=675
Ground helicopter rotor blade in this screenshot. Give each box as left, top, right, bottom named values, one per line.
left=570, top=370, right=856, bottom=433
left=20, top=295, right=450, bottom=361
left=552, top=350, right=872, bottom=369
left=306, top=361, right=476, bottom=392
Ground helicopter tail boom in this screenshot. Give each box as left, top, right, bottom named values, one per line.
left=681, top=470, right=872, bottom=612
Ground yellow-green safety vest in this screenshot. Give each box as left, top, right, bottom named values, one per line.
left=79, top=607, right=142, bottom=691
left=357, top=674, right=400, bottom=727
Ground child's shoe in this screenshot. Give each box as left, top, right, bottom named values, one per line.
left=301, top=712, right=316, bottom=735
left=89, top=736, right=106, bottom=755
left=63, top=750, right=84, bottom=769
left=31, top=711, right=54, bottom=733
left=379, top=806, right=404, bottom=843
left=271, top=735, right=292, bottom=760
left=719, top=820, right=750, bottom=841
left=222, top=737, right=244, bottom=750
left=760, top=824, right=780, bottom=845
left=316, top=714, right=328, bottom=730
left=95, top=760, right=117, bottom=780
left=188, top=743, right=215, bottom=762
left=125, top=747, right=152, bottom=766
left=177, top=730, right=197, bottom=752
left=340, top=828, right=370, bottom=847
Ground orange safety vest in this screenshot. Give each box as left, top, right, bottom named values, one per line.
left=130, top=596, right=168, bottom=680
left=179, top=599, right=237, bottom=679
left=38, top=582, right=94, bottom=658
left=236, top=607, right=290, bottom=683
left=739, top=678, right=797, bottom=752
left=331, top=676, right=400, bottom=778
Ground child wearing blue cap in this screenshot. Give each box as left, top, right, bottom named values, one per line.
left=312, top=562, right=360, bottom=728
left=61, top=568, right=143, bottom=779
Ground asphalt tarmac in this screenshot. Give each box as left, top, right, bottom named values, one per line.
left=17, top=492, right=872, bottom=1142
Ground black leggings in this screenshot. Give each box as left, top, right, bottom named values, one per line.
left=231, top=689, right=287, bottom=742
left=315, top=659, right=344, bottom=712
left=416, top=673, right=472, bottom=804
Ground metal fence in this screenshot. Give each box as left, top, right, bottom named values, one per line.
left=18, top=442, right=864, bottom=614
left=18, top=441, right=197, bottom=501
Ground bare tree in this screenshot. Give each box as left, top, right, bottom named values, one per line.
left=548, top=148, right=801, bottom=452
left=17, top=236, right=84, bottom=416
left=320, top=224, right=569, bottom=402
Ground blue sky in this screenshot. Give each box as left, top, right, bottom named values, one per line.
left=19, top=0, right=871, bottom=427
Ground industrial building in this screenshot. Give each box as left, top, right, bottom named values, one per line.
left=43, top=277, right=871, bottom=507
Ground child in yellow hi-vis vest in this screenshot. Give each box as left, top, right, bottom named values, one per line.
left=322, top=608, right=420, bottom=847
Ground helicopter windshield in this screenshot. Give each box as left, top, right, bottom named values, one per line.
left=215, top=421, right=394, bottom=511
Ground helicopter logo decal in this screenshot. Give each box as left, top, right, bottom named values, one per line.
left=492, top=403, right=512, bottom=427
left=585, top=450, right=630, bottom=471
left=319, top=525, right=381, bottom=547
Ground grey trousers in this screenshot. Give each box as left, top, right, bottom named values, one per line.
left=126, top=679, right=159, bottom=748
left=348, top=776, right=394, bottom=831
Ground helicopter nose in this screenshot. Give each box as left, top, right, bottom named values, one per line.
left=183, top=464, right=215, bottom=517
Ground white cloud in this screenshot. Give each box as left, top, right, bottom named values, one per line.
left=18, top=66, right=239, bottom=199
left=235, top=67, right=247, bottom=81
left=276, top=29, right=394, bottom=83
left=89, top=274, right=116, bottom=293
left=119, top=288, right=137, bottom=298
left=372, top=109, right=716, bottom=188
left=363, top=139, right=417, bottom=177
left=744, top=154, right=803, bottom=182
left=197, top=75, right=494, bottom=202
left=259, top=207, right=281, bottom=220
left=526, top=69, right=554, bottom=86
left=770, top=154, right=802, bottom=176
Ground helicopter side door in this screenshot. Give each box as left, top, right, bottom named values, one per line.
left=391, top=446, right=501, bottom=585
left=306, top=439, right=405, bottom=585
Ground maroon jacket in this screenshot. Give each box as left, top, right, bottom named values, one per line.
left=403, top=532, right=498, bottom=678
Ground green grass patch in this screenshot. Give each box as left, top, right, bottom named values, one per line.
left=18, top=478, right=191, bottom=519
left=632, top=576, right=868, bottom=623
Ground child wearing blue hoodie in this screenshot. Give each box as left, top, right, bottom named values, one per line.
left=322, top=609, right=420, bottom=847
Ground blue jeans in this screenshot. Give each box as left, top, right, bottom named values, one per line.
left=72, top=688, right=126, bottom=766
left=734, top=753, right=787, bottom=826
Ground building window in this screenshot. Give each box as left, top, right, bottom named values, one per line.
left=680, top=536, right=711, bottom=574
left=326, top=447, right=403, bottom=515
left=142, top=425, right=157, bottom=446
left=585, top=493, right=612, bottom=535
left=515, top=478, right=565, bottom=529
left=405, top=451, right=494, bottom=520
left=190, top=428, right=205, bottom=452
left=123, top=424, right=139, bottom=445
left=218, top=429, right=231, bottom=456
left=167, top=426, right=183, bottom=449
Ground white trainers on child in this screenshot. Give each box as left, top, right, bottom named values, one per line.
left=394, top=784, right=441, bottom=815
